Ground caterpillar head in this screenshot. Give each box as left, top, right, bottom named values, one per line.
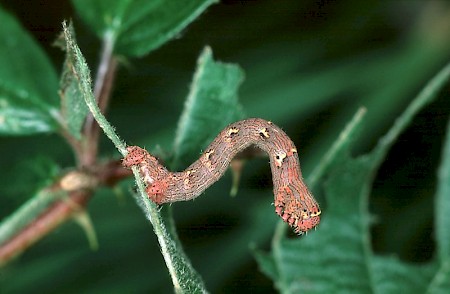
left=275, top=186, right=321, bottom=234
left=122, top=146, right=147, bottom=167
left=295, top=207, right=321, bottom=234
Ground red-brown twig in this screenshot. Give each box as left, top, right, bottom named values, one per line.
left=0, top=34, right=121, bottom=266
left=82, top=33, right=117, bottom=166
left=0, top=161, right=131, bottom=266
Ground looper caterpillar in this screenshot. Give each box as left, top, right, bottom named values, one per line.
left=123, top=118, right=321, bottom=234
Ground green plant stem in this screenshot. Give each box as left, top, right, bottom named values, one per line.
left=0, top=189, right=64, bottom=246
left=131, top=167, right=207, bottom=293
left=308, top=107, right=367, bottom=189
left=0, top=25, right=124, bottom=267
left=0, top=162, right=129, bottom=267
left=373, top=61, right=450, bottom=162
left=82, top=31, right=118, bottom=165
left=80, top=66, right=126, bottom=156
left=83, top=71, right=208, bottom=293
left=67, top=24, right=207, bottom=292
left=62, top=21, right=125, bottom=157
left=132, top=168, right=181, bottom=289
left=83, top=90, right=126, bottom=155
left=0, top=191, right=91, bottom=267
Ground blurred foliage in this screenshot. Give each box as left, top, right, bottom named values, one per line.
left=1, top=0, right=450, bottom=293
left=72, top=0, right=217, bottom=57
left=0, top=7, right=59, bottom=135
left=255, top=63, right=450, bottom=293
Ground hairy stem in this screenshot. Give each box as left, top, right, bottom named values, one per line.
left=82, top=32, right=119, bottom=165
left=82, top=52, right=207, bottom=294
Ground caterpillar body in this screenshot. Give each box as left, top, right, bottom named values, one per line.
left=123, top=118, right=321, bottom=234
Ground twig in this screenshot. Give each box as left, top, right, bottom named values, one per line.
left=0, top=191, right=90, bottom=267
left=0, top=30, right=122, bottom=266
left=0, top=161, right=130, bottom=266
left=59, top=127, right=84, bottom=166
left=82, top=32, right=118, bottom=165
left=0, top=188, right=64, bottom=246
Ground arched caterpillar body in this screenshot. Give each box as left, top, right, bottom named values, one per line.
left=123, top=118, right=321, bottom=234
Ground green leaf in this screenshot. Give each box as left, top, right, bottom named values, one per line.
left=0, top=6, right=59, bottom=135
left=173, top=46, right=245, bottom=168
left=426, top=261, right=450, bottom=294
left=71, top=0, right=217, bottom=57
left=253, top=249, right=279, bottom=283
left=59, top=23, right=89, bottom=140
left=256, top=62, right=450, bottom=293
left=372, top=256, right=437, bottom=294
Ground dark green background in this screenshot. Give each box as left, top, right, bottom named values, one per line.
left=1, top=1, right=449, bottom=292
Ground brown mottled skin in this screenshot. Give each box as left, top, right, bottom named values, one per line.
left=123, top=118, right=321, bottom=234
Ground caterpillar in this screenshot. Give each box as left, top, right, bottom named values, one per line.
left=122, top=118, right=321, bottom=234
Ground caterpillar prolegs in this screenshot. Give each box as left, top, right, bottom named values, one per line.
left=122, top=118, right=321, bottom=234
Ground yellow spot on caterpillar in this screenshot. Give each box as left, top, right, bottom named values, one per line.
left=259, top=128, right=270, bottom=138
left=274, top=152, right=287, bottom=167
left=202, top=151, right=214, bottom=168
left=224, top=128, right=239, bottom=142
left=301, top=210, right=309, bottom=219
left=228, top=127, right=239, bottom=136
left=311, top=210, right=322, bottom=217
left=186, top=169, right=196, bottom=175
left=184, top=178, right=190, bottom=189
left=287, top=148, right=297, bottom=156
left=205, top=149, right=215, bottom=160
